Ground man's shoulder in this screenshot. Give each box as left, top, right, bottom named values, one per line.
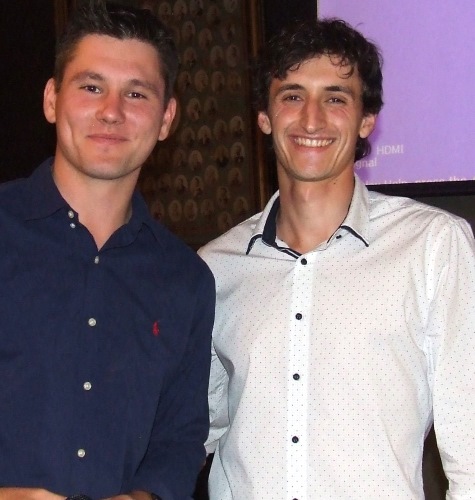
left=367, top=188, right=473, bottom=235
left=199, top=211, right=261, bottom=260
left=149, top=217, right=215, bottom=278
left=0, top=175, right=29, bottom=197
left=0, top=176, right=31, bottom=214
left=0, top=160, right=54, bottom=217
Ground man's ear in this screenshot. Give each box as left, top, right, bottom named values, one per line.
left=257, top=110, right=272, bottom=135
left=43, top=78, right=57, bottom=124
left=158, top=96, right=177, bottom=141
left=359, top=113, right=377, bottom=139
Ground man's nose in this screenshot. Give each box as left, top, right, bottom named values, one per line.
left=96, top=92, right=126, bottom=124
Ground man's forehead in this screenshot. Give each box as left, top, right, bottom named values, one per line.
left=275, top=55, right=360, bottom=88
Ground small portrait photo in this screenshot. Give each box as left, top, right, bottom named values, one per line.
left=204, top=97, right=219, bottom=118
left=194, top=70, right=209, bottom=93
left=214, top=145, right=230, bottom=169
left=224, top=0, right=238, bottom=14
left=186, top=98, right=202, bottom=122
left=174, top=174, right=189, bottom=195
left=213, top=119, right=228, bottom=141
left=226, top=44, right=240, bottom=68
left=177, top=71, right=192, bottom=93
left=204, top=164, right=219, bottom=186
left=183, top=47, right=198, bottom=69
left=227, top=71, right=242, bottom=93
left=170, top=26, right=180, bottom=46
left=231, top=142, right=246, bottom=164
left=188, top=150, right=204, bottom=172
left=200, top=198, right=215, bottom=219
left=218, top=211, right=233, bottom=233
left=216, top=185, right=231, bottom=209
left=150, top=198, right=165, bottom=222
left=197, top=125, right=212, bottom=147
left=210, top=45, right=225, bottom=69
left=227, top=167, right=243, bottom=187
left=173, top=148, right=187, bottom=169
left=168, top=200, right=183, bottom=222
left=206, top=4, right=221, bottom=26
left=184, top=199, right=198, bottom=222
left=180, top=127, right=196, bottom=148
left=157, top=173, right=172, bottom=193
left=190, top=175, right=204, bottom=198
left=220, top=21, right=236, bottom=43
left=158, top=2, right=172, bottom=23
left=233, top=196, right=249, bottom=217
left=198, top=28, right=213, bottom=50
left=230, top=115, right=245, bottom=137
left=189, top=0, right=205, bottom=17
left=173, top=0, right=187, bottom=21
left=140, top=175, right=156, bottom=200
left=182, top=21, right=196, bottom=44
left=211, top=71, right=226, bottom=94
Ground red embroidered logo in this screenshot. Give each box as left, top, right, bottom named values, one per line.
left=152, top=321, right=160, bottom=337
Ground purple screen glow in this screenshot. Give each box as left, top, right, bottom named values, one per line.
left=318, top=0, right=475, bottom=185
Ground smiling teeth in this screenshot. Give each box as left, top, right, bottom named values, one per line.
left=295, top=138, right=333, bottom=147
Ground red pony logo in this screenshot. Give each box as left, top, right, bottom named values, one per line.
left=152, top=321, right=160, bottom=337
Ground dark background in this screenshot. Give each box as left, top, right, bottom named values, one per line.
left=0, top=0, right=56, bottom=182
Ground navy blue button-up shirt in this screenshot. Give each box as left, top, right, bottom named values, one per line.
left=0, top=159, right=215, bottom=499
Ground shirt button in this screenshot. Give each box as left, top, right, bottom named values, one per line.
left=77, top=448, right=86, bottom=458
left=70, top=223, right=76, bottom=229
left=295, top=313, right=302, bottom=320
left=68, top=210, right=74, bottom=219
left=292, top=436, right=299, bottom=443
left=88, top=318, right=97, bottom=327
left=301, top=258, right=307, bottom=265
left=83, top=381, right=92, bottom=391
left=293, top=373, right=300, bottom=380
left=94, top=256, right=100, bottom=264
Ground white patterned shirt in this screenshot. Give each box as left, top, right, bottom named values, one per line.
left=198, top=175, right=475, bottom=500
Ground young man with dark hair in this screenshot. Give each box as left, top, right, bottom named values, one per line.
left=0, top=2, right=215, bottom=499
left=199, top=18, right=475, bottom=499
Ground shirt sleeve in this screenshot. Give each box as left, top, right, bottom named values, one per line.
left=430, top=218, right=475, bottom=498
left=130, top=269, right=216, bottom=500
left=205, top=339, right=231, bottom=454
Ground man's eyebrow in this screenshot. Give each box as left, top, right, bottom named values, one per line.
left=128, top=78, right=161, bottom=97
left=324, top=85, right=356, bottom=98
left=274, top=83, right=304, bottom=95
left=274, top=82, right=356, bottom=98
left=71, top=71, right=104, bottom=83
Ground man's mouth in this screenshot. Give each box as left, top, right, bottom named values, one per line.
left=294, top=137, right=334, bottom=147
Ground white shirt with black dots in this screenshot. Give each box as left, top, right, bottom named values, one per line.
left=199, top=175, right=475, bottom=500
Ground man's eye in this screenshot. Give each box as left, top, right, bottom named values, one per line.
left=81, top=85, right=100, bottom=93
left=283, top=94, right=300, bottom=101
left=328, top=97, right=345, bottom=104
left=129, top=92, right=146, bottom=99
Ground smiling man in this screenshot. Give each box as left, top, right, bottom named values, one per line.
left=0, top=2, right=215, bottom=500
left=199, top=18, right=475, bottom=499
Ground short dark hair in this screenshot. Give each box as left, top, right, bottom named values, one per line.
left=254, top=18, right=383, bottom=161
left=55, top=0, right=179, bottom=102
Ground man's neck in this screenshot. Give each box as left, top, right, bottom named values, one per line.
left=276, top=175, right=354, bottom=254
left=52, top=164, right=138, bottom=250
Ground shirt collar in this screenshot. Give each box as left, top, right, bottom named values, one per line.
left=246, top=174, right=371, bottom=255
left=23, top=157, right=163, bottom=245
left=24, top=157, right=67, bottom=220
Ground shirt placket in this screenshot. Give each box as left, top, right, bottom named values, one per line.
left=286, top=254, right=313, bottom=500
left=67, top=209, right=104, bottom=485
